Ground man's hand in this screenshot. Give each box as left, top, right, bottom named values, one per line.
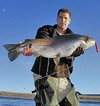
left=23, top=46, right=33, bottom=56
left=71, top=46, right=84, bottom=57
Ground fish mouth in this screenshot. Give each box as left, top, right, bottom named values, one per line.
left=82, top=39, right=95, bottom=50
left=88, top=39, right=95, bottom=47
left=89, top=39, right=95, bottom=45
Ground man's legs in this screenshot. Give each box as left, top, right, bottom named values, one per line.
left=66, top=86, right=80, bottom=106
left=47, top=76, right=71, bottom=106
left=33, top=74, right=79, bottom=106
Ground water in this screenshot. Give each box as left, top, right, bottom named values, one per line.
left=80, top=102, right=100, bottom=106
left=0, top=97, right=100, bottom=106
left=80, top=101, right=100, bottom=106
left=0, top=97, right=35, bottom=106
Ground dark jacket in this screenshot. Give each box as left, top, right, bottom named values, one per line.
left=31, top=25, right=74, bottom=76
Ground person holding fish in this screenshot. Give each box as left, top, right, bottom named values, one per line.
left=22, top=8, right=84, bottom=106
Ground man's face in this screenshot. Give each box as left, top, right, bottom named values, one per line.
left=57, top=12, right=71, bottom=30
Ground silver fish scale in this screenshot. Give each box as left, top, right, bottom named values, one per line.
left=31, top=45, right=58, bottom=58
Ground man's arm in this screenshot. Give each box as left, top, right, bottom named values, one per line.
left=66, top=46, right=84, bottom=59
left=71, top=46, right=84, bottom=57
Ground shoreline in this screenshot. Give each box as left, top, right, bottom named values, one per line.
left=79, top=94, right=100, bottom=102
left=0, top=91, right=100, bottom=102
left=0, top=91, right=35, bottom=99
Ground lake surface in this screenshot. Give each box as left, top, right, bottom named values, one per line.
left=0, top=97, right=100, bottom=106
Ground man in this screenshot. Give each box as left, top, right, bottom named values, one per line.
left=23, top=8, right=84, bottom=106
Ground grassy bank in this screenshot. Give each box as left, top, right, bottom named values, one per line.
left=0, top=91, right=35, bottom=99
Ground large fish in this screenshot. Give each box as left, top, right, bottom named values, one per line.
left=3, top=33, right=98, bottom=64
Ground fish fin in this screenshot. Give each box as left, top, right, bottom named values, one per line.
left=8, top=49, right=20, bottom=62
left=95, top=42, right=99, bottom=52
left=3, top=44, right=19, bottom=52
left=53, top=53, right=60, bottom=65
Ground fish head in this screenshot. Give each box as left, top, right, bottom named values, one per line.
left=82, top=37, right=95, bottom=50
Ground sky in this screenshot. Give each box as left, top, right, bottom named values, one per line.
left=0, top=0, right=100, bottom=94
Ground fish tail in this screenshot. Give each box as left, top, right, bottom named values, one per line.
left=3, top=44, right=20, bottom=61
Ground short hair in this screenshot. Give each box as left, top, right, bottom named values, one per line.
left=57, top=8, right=71, bottom=18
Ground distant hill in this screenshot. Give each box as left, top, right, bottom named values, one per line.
left=78, top=94, right=100, bottom=102
left=0, top=91, right=35, bottom=99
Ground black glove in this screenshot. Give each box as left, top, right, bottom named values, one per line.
left=71, top=46, right=84, bottom=57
